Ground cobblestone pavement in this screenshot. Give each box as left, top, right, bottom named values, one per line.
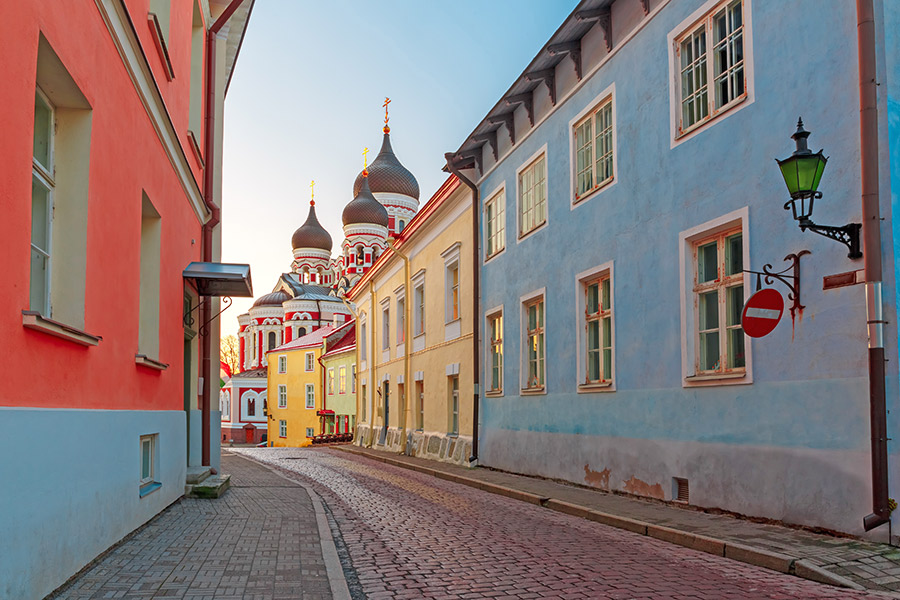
left=49, top=454, right=333, bottom=600
left=234, top=447, right=889, bottom=600
left=339, top=445, right=900, bottom=594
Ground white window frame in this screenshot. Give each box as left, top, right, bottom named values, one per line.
left=305, top=383, right=315, bottom=408
left=412, top=269, right=426, bottom=352
left=395, top=287, right=406, bottom=348
left=442, top=243, right=462, bottom=341
left=485, top=306, right=504, bottom=396
left=381, top=299, right=391, bottom=353
left=305, top=352, right=314, bottom=372
left=339, top=365, right=347, bottom=394
left=668, top=0, right=754, bottom=147
left=31, top=87, right=55, bottom=316
left=520, top=288, right=547, bottom=394
left=516, top=145, right=549, bottom=242
left=415, top=379, right=424, bottom=431
left=360, top=316, right=368, bottom=363
left=279, top=420, right=287, bottom=438
left=278, top=355, right=287, bottom=374
left=351, top=364, right=357, bottom=393
left=575, top=261, right=616, bottom=392
left=679, top=207, right=752, bottom=386
left=139, top=434, right=155, bottom=485
left=305, top=427, right=315, bottom=438
left=448, top=375, right=459, bottom=436
left=278, top=384, right=287, bottom=409
left=484, top=183, right=506, bottom=262
left=569, top=84, right=617, bottom=208
left=328, top=368, right=335, bottom=395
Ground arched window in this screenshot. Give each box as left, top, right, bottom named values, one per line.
left=298, top=327, right=307, bottom=337
left=248, top=399, right=256, bottom=416
left=398, top=219, right=405, bottom=232
left=302, top=266, right=310, bottom=284
left=268, top=331, right=276, bottom=350
left=357, top=246, right=365, bottom=262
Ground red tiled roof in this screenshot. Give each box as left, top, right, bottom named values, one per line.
left=231, top=367, right=267, bottom=379
left=323, top=321, right=356, bottom=358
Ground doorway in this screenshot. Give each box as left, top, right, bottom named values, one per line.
left=379, top=381, right=389, bottom=445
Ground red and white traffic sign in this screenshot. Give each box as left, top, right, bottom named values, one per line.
left=741, top=288, right=785, bottom=338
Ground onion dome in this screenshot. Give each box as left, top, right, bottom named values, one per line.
left=353, top=132, right=419, bottom=200
left=342, top=175, right=389, bottom=227
left=251, top=290, right=291, bottom=308
left=291, top=201, right=332, bottom=251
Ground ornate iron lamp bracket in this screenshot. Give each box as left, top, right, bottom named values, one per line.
left=744, top=250, right=810, bottom=320
left=183, top=296, right=233, bottom=336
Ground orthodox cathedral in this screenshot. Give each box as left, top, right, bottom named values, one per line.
left=237, top=107, right=419, bottom=372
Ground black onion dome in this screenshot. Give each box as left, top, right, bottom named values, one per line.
left=291, top=203, right=332, bottom=251
left=251, top=290, right=291, bottom=308
left=342, top=176, right=389, bottom=227
left=353, top=133, right=419, bottom=200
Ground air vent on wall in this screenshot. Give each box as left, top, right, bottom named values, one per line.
left=673, top=477, right=689, bottom=503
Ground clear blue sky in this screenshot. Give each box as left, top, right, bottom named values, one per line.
left=220, top=0, right=579, bottom=336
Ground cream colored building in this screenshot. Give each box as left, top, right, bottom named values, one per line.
left=350, top=175, right=474, bottom=465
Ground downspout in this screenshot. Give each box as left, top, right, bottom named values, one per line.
left=369, top=280, right=377, bottom=447
left=857, top=0, right=890, bottom=532
left=200, top=0, right=248, bottom=467
left=444, top=155, right=480, bottom=463
left=386, top=239, right=412, bottom=455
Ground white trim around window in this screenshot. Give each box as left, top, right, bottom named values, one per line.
left=519, top=287, right=547, bottom=394
left=305, top=351, right=314, bottom=372
left=667, top=0, right=754, bottom=148
left=442, top=242, right=462, bottom=341
left=277, top=384, right=287, bottom=409
left=575, top=261, right=616, bottom=392
left=277, top=355, right=287, bottom=374
left=305, top=383, right=315, bottom=409
left=569, top=83, right=617, bottom=209
left=485, top=304, right=504, bottom=396
left=678, top=206, right=752, bottom=387
left=515, top=144, right=549, bottom=243
left=483, top=182, right=506, bottom=263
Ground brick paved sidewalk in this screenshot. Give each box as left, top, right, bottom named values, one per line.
left=339, top=445, right=900, bottom=596
left=49, top=453, right=342, bottom=600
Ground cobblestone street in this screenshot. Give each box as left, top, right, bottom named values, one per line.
left=234, top=448, right=889, bottom=600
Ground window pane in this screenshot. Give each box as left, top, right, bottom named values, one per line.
left=537, top=301, right=544, bottom=327
left=725, top=233, right=743, bottom=276
left=141, top=440, right=151, bottom=480
left=728, top=328, right=745, bottom=369
left=697, top=242, right=718, bottom=283
left=33, top=92, right=52, bottom=169
left=587, top=319, right=600, bottom=353
left=601, top=279, right=610, bottom=310
left=699, top=290, right=719, bottom=331
left=586, top=283, right=599, bottom=314
left=726, top=285, right=744, bottom=327
left=587, top=349, right=600, bottom=381
left=700, top=331, right=720, bottom=371
left=31, top=177, right=50, bottom=251
left=602, top=348, right=612, bottom=381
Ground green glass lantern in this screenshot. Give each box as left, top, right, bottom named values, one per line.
left=776, top=118, right=828, bottom=222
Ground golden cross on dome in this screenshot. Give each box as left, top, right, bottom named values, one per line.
left=309, top=180, right=315, bottom=205
left=383, top=97, right=391, bottom=133
left=363, top=147, right=369, bottom=170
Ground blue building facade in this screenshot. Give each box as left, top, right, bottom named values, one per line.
left=451, top=0, right=900, bottom=537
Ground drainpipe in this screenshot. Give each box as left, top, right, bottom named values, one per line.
left=369, top=280, right=377, bottom=447
left=386, top=239, right=412, bottom=455
left=199, top=0, right=248, bottom=467
left=444, top=155, right=480, bottom=463
left=857, top=0, right=889, bottom=533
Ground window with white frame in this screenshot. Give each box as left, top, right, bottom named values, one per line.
left=139, top=434, right=156, bottom=485
left=582, top=273, right=613, bottom=385
left=518, top=154, right=547, bottom=237
left=351, top=364, right=357, bottom=393
left=305, top=383, right=315, bottom=408
left=328, top=368, right=335, bottom=395
left=523, top=296, right=545, bottom=390
left=676, top=0, right=747, bottom=136
left=485, top=189, right=505, bottom=259
left=278, top=355, right=287, bottom=374
left=382, top=303, right=390, bottom=350
left=694, top=229, right=745, bottom=373
left=305, top=352, right=314, bottom=371
left=278, top=384, right=287, bottom=409
left=414, top=280, right=425, bottom=336
left=360, top=321, right=368, bottom=360
left=361, top=384, right=368, bottom=421
left=446, top=263, right=459, bottom=322
left=339, top=366, right=347, bottom=394
left=487, top=311, right=503, bottom=394
left=415, top=380, right=424, bottom=430
left=397, top=297, right=405, bottom=345
left=30, top=88, right=53, bottom=315
left=574, top=96, right=614, bottom=201
left=305, top=427, right=314, bottom=437
left=448, top=375, right=459, bottom=435
left=279, top=420, right=287, bottom=437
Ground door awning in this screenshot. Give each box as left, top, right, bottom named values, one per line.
left=183, top=262, right=253, bottom=297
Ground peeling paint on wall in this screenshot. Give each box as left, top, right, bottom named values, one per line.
left=583, top=464, right=610, bottom=490
left=622, top=476, right=665, bottom=500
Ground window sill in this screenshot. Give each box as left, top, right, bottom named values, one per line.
left=484, top=390, right=503, bottom=397
left=675, top=94, right=748, bottom=142
left=517, top=221, right=548, bottom=244
left=147, top=13, right=175, bottom=81
left=485, top=248, right=506, bottom=264
left=23, top=311, right=101, bottom=346
left=139, top=481, right=162, bottom=498
left=572, top=177, right=615, bottom=207
left=684, top=371, right=749, bottom=386
left=520, top=387, right=546, bottom=396
left=135, top=354, right=168, bottom=371
left=578, top=381, right=614, bottom=393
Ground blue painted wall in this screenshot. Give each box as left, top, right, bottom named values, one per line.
left=477, top=0, right=899, bottom=536
left=0, top=409, right=186, bottom=600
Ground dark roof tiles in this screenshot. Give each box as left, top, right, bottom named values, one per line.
left=291, top=203, right=332, bottom=251
left=342, top=176, right=389, bottom=227
left=353, top=133, right=419, bottom=200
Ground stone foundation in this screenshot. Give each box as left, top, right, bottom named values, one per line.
left=355, top=425, right=473, bottom=467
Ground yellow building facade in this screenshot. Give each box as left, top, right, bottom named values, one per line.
left=350, top=176, right=475, bottom=465
left=266, top=327, right=333, bottom=447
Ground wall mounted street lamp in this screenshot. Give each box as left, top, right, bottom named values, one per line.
left=777, top=118, right=862, bottom=259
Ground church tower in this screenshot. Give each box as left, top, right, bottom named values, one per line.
left=339, top=169, right=389, bottom=291
left=290, top=187, right=333, bottom=286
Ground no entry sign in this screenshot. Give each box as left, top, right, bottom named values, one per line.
left=741, top=288, right=784, bottom=338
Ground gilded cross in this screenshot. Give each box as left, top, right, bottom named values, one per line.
left=363, top=147, right=369, bottom=169
left=383, top=97, right=391, bottom=126
left=310, top=180, right=315, bottom=202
